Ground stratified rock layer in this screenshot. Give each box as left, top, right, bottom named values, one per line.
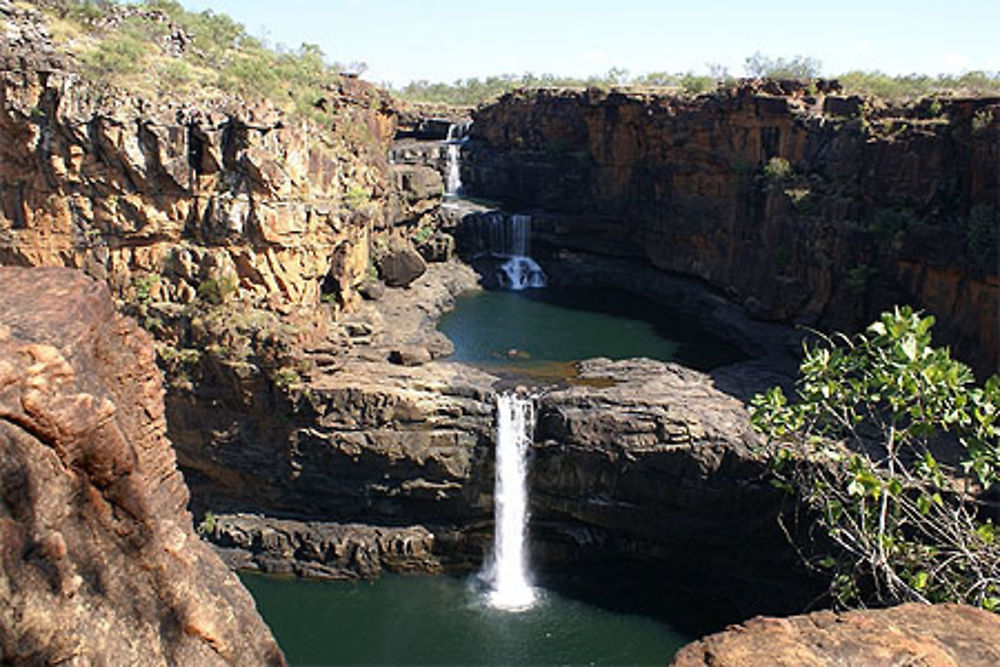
left=209, top=514, right=442, bottom=579
left=671, top=603, right=1000, bottom=666
left=466, top=85, right=999, bottom=377
left=0, top=267, right=284, bottom=666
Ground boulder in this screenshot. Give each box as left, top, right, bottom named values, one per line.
left=388, top=345, right=433, bottom=366
left=377, top=239, right=427, bottom=287
left=0, top=267, right=285, bottom=666
left=671, top=603, right=1000, bottom=666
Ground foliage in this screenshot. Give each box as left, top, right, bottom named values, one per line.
left=196, top=510, right=217, bottom=535
left=871, top=207, right=916, bottom=236
left=751, top=307, right=1000, bottom=611
left=845, top=264, right=874, bottom=295
left=394, top=67, right=725, bottom=105
left=972, top=109, right=995, bottom=133
left=839, top=70, right=1000, bottom=102
left=80, top=26, right=149, bottom=79
left=413, top=225, right=435, bottom=243
left=43, top=0, right=351, bottom=123
left=271, top=366, right=301, bottom=390
left=196, top=275, right=238, bottom=306
left=763, top=156, right=793, bottom=182
left=744, top=52, right=822, bottom=79
left=344, top=183, right=370, bottom=209
left=964, top=204, right=999, bottom=272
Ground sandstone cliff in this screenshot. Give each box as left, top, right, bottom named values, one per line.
left=0, top=267, right=284, bottom=665
left=464, top=84, right=999, bottom=377
left=0, top=0, right=433, bottom=317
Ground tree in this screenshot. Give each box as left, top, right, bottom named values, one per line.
left=751, top=306, right=1000, bottom=610
left=744, top=52, right=822, bottom=79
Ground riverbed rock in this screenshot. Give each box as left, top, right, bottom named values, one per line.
left=0, top=267, right=284, bottom=666
left=671, top=603, right=1000, bottom=666
left=389, top=345, right=433, bottom=366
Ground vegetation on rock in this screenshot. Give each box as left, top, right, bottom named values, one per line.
left=395, top=52, right=1000, bottom=105
left=751, top=307, right=1000, bottom=611
left=32, top=0, right=370, bottom=125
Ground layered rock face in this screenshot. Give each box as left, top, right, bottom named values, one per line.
left=531, top=359, right=814, bottom=618
left=671, top=602, right=1000, bottom=666
left=0, top=1, right=401, bottom=315
left=465, top=85, right=999, bottom=376
left=0, top=267, right=284, bottom=665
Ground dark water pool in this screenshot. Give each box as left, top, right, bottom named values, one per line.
left=241, top=572, right=690, bottom=666
left=437, top=286, right=744, bottom=372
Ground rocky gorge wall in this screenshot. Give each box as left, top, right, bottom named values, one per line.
left=0, top=0, right=435, bottom=317
left=463, top=84, right=1000, bottom=377
left=0, top=267, right=284, bottom=665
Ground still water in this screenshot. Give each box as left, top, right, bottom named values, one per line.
left=241, top=572, right=690, bottom=666
left=437, top=286, right=744, bottom=372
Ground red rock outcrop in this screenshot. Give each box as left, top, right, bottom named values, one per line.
left=466, top=85, right=999, bottom=377
left=0, top=1, right=402, bottom=315
left=0, top=266, right=285, bottom=666
left=671, top=603, right=1000, bottom=666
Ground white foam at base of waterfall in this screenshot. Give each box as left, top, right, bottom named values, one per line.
left=498, top=256, right=548, bottom=291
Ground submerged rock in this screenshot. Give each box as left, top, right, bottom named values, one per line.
left=0, top=267, right=285, bottom=666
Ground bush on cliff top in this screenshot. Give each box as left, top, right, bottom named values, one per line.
left=751, top=306, right=1000, bottom=612
left=37, top=0, right=354, bottom=121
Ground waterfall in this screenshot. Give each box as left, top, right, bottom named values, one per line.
left=486, top=393, right=536, bottom=611
left=470, top=212, right=548, bottom=290
left=444, top=122, right=469, bottom=197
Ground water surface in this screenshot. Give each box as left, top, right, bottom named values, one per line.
left=241, top=572, right=690, bottom=666
left=438, top=286, right=744, bottom=372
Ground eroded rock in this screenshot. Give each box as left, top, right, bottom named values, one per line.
left=209, top=514, right=442, bottom=579
left=671, top=603, right=1000, bottom=667
left=0, top=267, right=285, bottom=666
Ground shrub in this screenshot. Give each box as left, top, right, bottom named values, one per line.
left=271, top=366, right=300, bottom=389
left=973, top=109, right=995, bottom=133
left=751, top=307, right=1000, bottom=610
left=81, top=30, right=149, bottom=79
left=965, top=204, right=998, bottom=271
left=763, top=156, right=793, bottom=182
left=196, top=275, right=238, bottom=305
left=196, top=510, right=217, bottom=535
left=845, top=263, right=874, bottom=295
left=344, top=183, right=370, bottom=209
left=744, top=52, right=822, bottom=79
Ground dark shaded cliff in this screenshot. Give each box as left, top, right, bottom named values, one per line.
left=464, top=83, right=999, bottom=376
left=0, top=267, right=284, bottom=665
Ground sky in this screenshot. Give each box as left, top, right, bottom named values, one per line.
left=176, top=0, right=1000, bottom=88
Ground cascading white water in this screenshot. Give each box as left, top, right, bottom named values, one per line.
left=444, top=122, right=469, bottom=197
left=486, top=393, right=536, bottom=611
left=479, top=213, right=548, bottom=290
left=498, top=256, right=547, bottom=290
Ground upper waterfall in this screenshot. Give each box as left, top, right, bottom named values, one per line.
left=444, top=122, right=470, bottom=197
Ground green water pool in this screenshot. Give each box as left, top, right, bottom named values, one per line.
left=241, top=572, right=690, bottom=666
left=437, top=286, right=744, bottom=372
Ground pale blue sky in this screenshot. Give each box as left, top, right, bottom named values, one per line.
left=177, top=0, right=1000, bottom=88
